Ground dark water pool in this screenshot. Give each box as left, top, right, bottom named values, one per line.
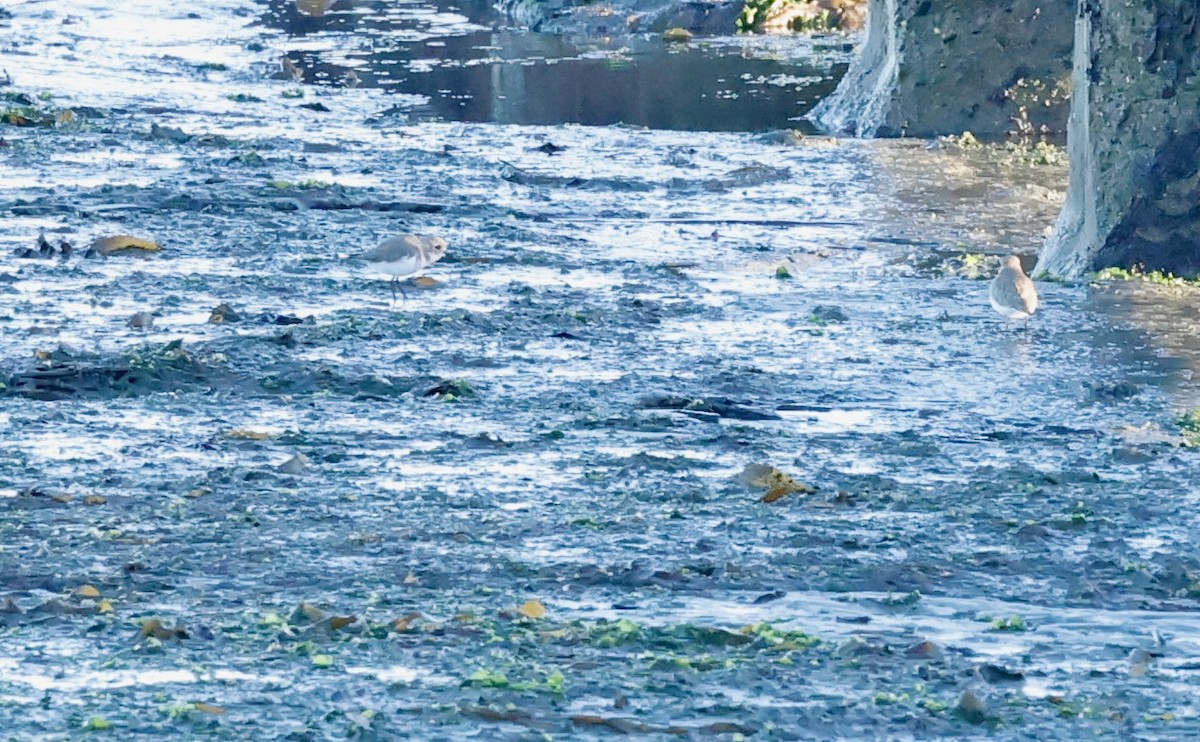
left=260, top=0, right=848, bottom=130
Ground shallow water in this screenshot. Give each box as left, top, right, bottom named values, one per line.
left=260, top=0, right=848, bottom=130
left=3, top=0, right=1200, bottom=739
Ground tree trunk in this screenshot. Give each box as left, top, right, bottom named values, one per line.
left=810, top=0, right=1073, bottom=139
left=1037, top=1, right=1200, bottom=278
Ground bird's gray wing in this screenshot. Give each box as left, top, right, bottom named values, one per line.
left=1016, top=277, right=1039, bottom=313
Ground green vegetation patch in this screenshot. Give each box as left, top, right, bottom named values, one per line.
left=737, top=0, right=835, bottom=33
left=1178, top=409, right=1200, bottom=447
left=1094, top=266, right=1200, bottom=286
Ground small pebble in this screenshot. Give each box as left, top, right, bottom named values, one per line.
left=128, top=312, right=154, bottom=329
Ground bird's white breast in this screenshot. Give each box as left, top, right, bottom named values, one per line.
left=369, top=255, right=425, bottom=278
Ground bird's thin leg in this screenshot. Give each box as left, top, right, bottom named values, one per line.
left=398, top=280, right=409, bottom=301
left=390, top=278, right=398, bottom=305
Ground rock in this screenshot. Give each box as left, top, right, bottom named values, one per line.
left=277, top=453, right=309, bottom=474
left=955, top=689, right=987, bottom=724
left=127, top=312, right=154, bottom=329
left=705, top=164, right=791, bottom=190
left=810, top=304, right=849, bottom=323
left=977, top=663, right=1024, bottom=683
left=208, top=303, right=243, bottom=324
left=905, top=640, right=942, bottom=660
left=150, top=123, right=192, bottom=143
left=1087, top=381, right=1139, bottom=400
left=1129, top=647, right=1155, bottom=676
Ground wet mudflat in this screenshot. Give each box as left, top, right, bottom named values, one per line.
left=3, top=0, right=1200, bottom=739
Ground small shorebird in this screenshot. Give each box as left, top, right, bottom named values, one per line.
left=280, top=56, right=303, bottom=83
left=990, top=254, right=1039, bottom=328
left=357, top=234, right=448, bottom=303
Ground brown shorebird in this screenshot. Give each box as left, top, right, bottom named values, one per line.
left=989, top=255, right=1039, bottom=328
left=280, top=56, right=303, bottom=83
left=357, top=234, right=448, bottom=303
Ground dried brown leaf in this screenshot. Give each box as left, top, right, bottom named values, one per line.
left=91, top=235, right=161, bottom=255
left=193, top=703, right=226, bottom=715
left=517, top=600, right=546, bottom=620
left=391, top=612, right=423, bottom=632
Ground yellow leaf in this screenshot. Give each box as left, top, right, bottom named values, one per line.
left=85, top=495, right=107, bottom=505
left=91, top=235, right=161, bottom=256
left=391, top=612, right=423, bottom=632
left=76, top=584, right=101, bottom=598
left=97, top=599, right=115, bottom=614
left=140, top=618, right=186, bottom=640
left=662, top=27, right=692, bottom=42
left=412, top=276, right=439, bottom=288
left=403, top=572, right=419, bottom=585
left=761, top=485, right=796, bottom=503
left=741, top=463, right=816, bottom=503
left=299, top=602, right=326, bottom=622
left=518, top=600, right=546, bottom=620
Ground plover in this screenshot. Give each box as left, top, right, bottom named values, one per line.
left=357, top=234, right=448, bottom=303
left=989, top=254, right=1039, bottom=327
left=280, top=56, right=303, bottom=83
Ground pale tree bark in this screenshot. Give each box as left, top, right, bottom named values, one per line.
left=1038, top=1, right=1200, bottom=278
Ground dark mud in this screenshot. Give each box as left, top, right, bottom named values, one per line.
left=3, top=1, right=1200, bottom=739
